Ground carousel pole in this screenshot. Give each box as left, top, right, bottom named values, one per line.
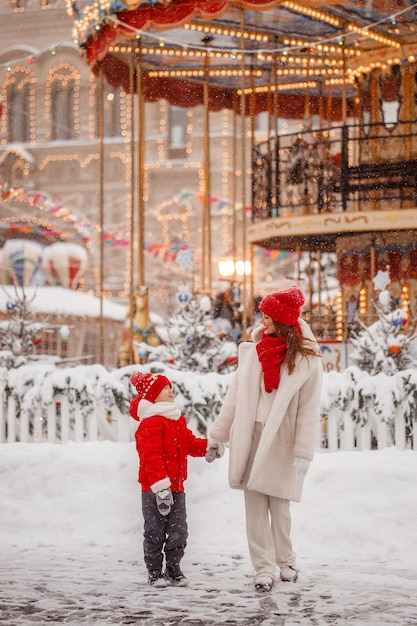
left=128, top=51, right=136, bottom=363
left=297, top=245, right=301, bottom=282
left=305, top=47, right=311, bottom=122
left=98, top=64, right=105, bottom=366
left=232, top=97, right=238, bottom=276
left=357, top=75, right=364, bottom=212
left=202, top=38, right=212, bottom=294
left=326, top=80, right=332, bottom=128
left=317, top=249, right=322, bottom=318
left=402, top=64, right=412, bottom=159
left=239, top=9, right=248, bottom=336
left=341, top=36, right=347, bottom=124
left=307, top=253, right=315, bottom=325
left=318, top=80, right=323, bottom=130
left=248, top=68, right=256, bottom=326
left=136, top=40, right=145, bottom=287
left=273, top=48, right=280, bottom=218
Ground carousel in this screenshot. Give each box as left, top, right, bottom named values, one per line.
left=67, top=0, right=417, bottom=347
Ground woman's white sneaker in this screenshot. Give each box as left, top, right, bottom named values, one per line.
left=254, top=574, right=274, bottom=592
left=280, top=565, right=298, bottom=582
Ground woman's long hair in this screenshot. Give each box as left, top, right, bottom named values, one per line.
left=272, top=321, right=320, bottom=374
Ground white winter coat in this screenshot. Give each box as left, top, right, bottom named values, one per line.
left=210, top=319, right=323, bottom=502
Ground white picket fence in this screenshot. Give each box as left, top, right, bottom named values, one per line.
left=0, top=393, right=133, bottom=445
left=322, top=409, right=417, bottom=451
left=1, top=390, right=416, bottom=451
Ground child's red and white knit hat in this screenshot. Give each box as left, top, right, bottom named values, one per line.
left=130, top=372, right=171, bottom=402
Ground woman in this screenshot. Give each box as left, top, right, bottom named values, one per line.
left=210, top=285, right=323, bottom=593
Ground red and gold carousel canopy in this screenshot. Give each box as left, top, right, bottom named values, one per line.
left=67, top=0, right=417, bottom=118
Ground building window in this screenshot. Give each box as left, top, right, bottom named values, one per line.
left=168, top=105, right=188, bottom=158
left=82, top=330, right=99, bottom=363
left=13, top=0, right=29, bottom=9
left=255, top=111, right=269, bottom=135
left=7, top=82, right=30, bottom=143
left=51, top=80, right=75, bottom=140
left=102, top=87, right=122, bottom=137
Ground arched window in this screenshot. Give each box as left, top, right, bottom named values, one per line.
left=51, top=80, right=75, bottom=140
left=13, top=0, right=29, bottom=9
left=103, top=86, right=122, bottom=137
left=46, top=64, right=80, bottom=141
left=255, top=111, right=269, bottom=135
left=7, top=81, right=30, bottom=143
left=169, top=105, right=188, bottom=158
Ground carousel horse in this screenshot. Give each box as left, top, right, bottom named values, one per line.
left=118, top=287, right=161, bottom=366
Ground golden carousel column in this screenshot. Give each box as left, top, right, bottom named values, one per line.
left=370, top=69, right=381, bottom=162
left=248, top=70, right=256, bottom=326
left=355, top=73, right=365, bottom=212
left=202, top=42, right=212, bottom=294
left=232, top=97, right=238, bottom=276
left=98, top=64, right=105, bottom=365
left=341, top=36, right=347, bottom=125
left=239, top=9, right=248, bottom=336
left=401, top=62, right=412, bottom=159
left=128, top=51, right=137, bottom=361
left=136, top=41, right=145, bottom=287
left=272, top=49, right=280, bottom=215
left=401, top=62, right=416, bottom=312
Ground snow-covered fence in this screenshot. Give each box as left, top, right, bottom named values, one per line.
left=320, top=366, right=417, bottom=451
left=0, top=365, right=135, bottom=444
left=322, top=407, right=417, bottom=451
left=0, top=362, right=231, bottom=444
left=0, top=392, right=132, bottom=445
left=1, top=363, right=416, bottom=450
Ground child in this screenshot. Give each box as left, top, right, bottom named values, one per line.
left=130, top=371, right=223, bottom=587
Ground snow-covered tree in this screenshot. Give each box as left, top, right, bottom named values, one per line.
left=143, top=287, right=237, bottom=374
left=349, top=289, right=417, bottom=375
left=0, top=287, right=45, bottom=368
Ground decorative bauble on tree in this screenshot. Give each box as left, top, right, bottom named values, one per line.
left=0, top=286, right=46, bottom=368
left=349, top=279, right=416, bottom=375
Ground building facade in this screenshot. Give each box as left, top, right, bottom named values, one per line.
left=1, top=0, right=288, bottom=317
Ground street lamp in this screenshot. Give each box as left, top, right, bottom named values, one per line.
left=218, top=259, right=252, bottom=277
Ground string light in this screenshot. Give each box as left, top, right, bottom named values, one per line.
left=67, top=3, right=417, bottom=62
left=1, top=3, right=415, bottom=99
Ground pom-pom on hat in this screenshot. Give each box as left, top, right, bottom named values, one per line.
left=259, top=285, right=305, bottom=327
left=130, top=372, right=171, bottom=403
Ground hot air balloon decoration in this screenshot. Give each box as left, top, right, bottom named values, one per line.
left=42, top=242, right=88, bottom=289
left=1, top=239, right=44, bottom=287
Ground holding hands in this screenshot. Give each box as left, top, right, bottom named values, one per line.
left=205, top=438, right=225, bottom=463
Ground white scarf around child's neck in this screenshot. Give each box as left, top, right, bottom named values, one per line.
left=138, top=399, right=182, bottom=421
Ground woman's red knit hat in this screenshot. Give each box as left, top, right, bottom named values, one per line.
left=259, top=285, right=305, bottom=326
left=130, top=372, right=171, bottom=402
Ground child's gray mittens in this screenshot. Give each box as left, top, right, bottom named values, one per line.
left=205, top=438, right=225, bottom=463
left=155, top=489, right=174, bottom=516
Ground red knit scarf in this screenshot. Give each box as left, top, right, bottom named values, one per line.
left=256, top=334, right=287, bottom=392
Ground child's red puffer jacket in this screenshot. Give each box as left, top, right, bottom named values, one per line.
left=135, top=413, right=208, bottom=492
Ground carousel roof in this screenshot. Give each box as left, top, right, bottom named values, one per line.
left=68, top=1, right=417, bottom=117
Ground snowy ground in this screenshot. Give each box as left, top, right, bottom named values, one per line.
left=1, top=442, right=417, bottom=626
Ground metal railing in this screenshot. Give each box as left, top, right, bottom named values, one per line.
left=252, top=121, right=417, bottom=219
